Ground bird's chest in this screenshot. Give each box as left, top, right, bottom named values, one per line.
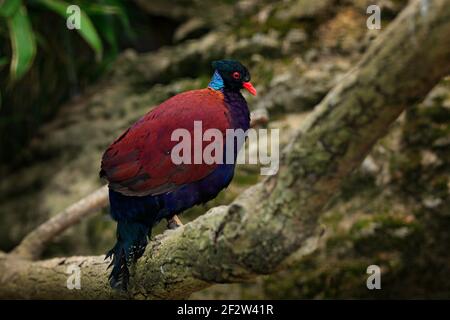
left=223, top=91, right=250, bottom=131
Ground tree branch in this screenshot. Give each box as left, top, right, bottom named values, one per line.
left=1, top=0, right=449, bottom=299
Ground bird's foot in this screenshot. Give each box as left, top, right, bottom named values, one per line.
left=167, top=215, right=183, bottom=230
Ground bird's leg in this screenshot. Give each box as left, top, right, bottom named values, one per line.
left=167, top=215, right=183, bottom=230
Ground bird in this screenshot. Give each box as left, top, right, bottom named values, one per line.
left=100, top=59, right=256, bottom=290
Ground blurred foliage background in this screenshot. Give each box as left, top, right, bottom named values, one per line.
left=0, top=0, right=175, bottom=165
left=0, top=0, right=449, bottom=299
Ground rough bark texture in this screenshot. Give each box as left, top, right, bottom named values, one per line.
left=0, top=0, right=449, bottom=299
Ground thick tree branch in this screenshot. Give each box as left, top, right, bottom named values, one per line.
left=1, top=0, right=449, bottom=299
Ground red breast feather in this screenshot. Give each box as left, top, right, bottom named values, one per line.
left=100, top=88, right=230, bottom=196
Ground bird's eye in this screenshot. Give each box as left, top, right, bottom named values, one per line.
left=232, top=72, right=240, bottom=80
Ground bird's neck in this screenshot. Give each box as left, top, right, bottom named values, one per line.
left=223, top=89, right=250, bottom=131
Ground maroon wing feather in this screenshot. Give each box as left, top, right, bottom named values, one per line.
left=100, top=88, right=230, bottom=196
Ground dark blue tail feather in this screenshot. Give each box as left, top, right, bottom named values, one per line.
left=107, top=189, right=164, bottom=291
left=107, top=220, right=150, bottom=291
left=105, top=163, right=237, bottom=290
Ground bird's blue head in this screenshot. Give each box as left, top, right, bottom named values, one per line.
left=208, top=59, right=256, bottom=96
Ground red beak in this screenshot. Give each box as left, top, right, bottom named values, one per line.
left=242, top=82, right=257, bottom=96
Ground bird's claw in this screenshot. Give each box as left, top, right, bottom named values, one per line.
left=167, top=215, right=183, bottom=230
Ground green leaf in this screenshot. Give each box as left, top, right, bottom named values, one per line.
left=0, top=0, right=21, bottom=18
left=106, top=0, right=134, bottom=39
left=84, top=0, right=134, bottom=39
left=82, top=3, right=123, bottom=15
left=96, top=16, right=118, bottom=56
left=36, top=0, right=103, bottom=60
left=8, top=5, right=36, bottom=82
